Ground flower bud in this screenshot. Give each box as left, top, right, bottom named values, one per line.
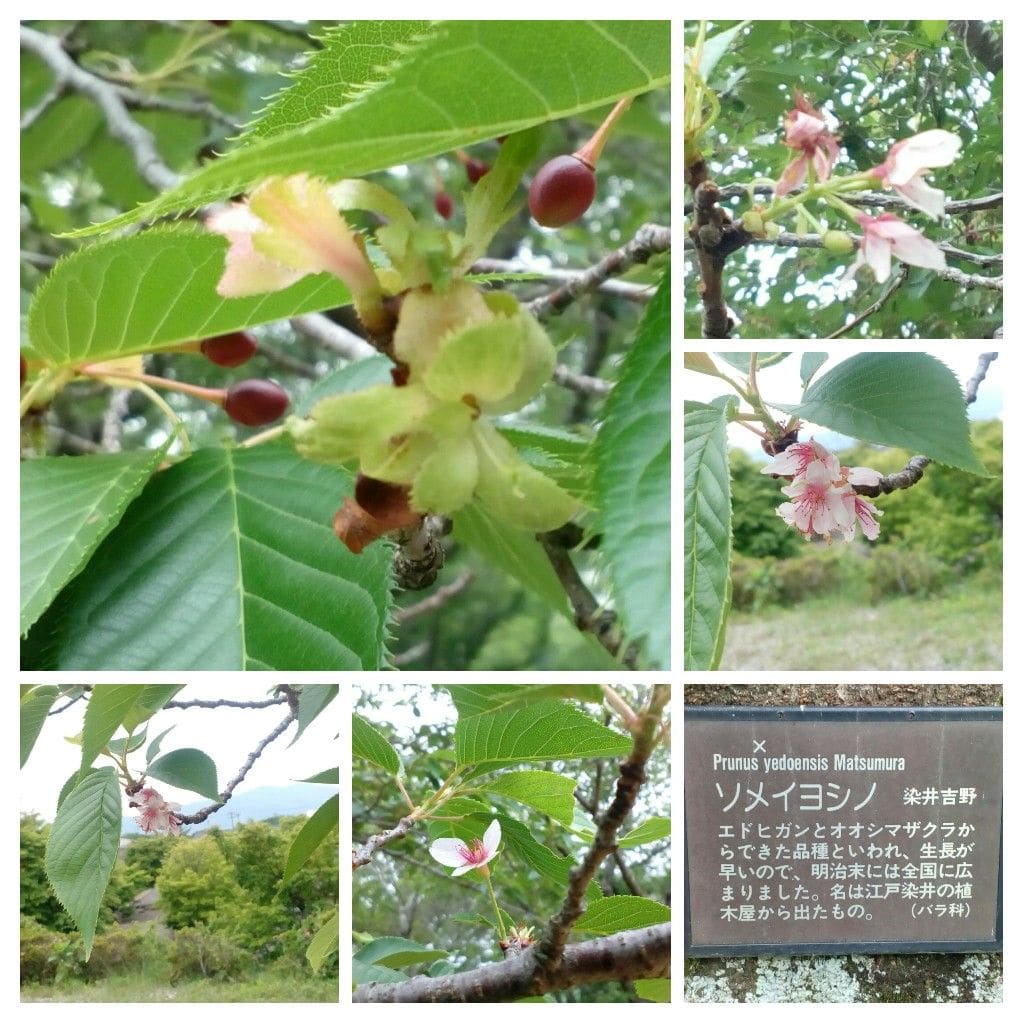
left=823, top=230, right=854, bottom=255
left=741, top=210, right=765, bottom=236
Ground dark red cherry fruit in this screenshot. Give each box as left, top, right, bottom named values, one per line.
left=465, top=158, right=490, bottom=183
left=224, top=379, right=289, bottom=426
left=200, top=331, right=258, bottom=367
left=528, top=154, right=597, bottom=228
left=434, top=191, right=454, bottom=219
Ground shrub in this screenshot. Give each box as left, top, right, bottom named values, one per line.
left=84, top=923, right=161, bottom=979
left=865, top=547, right=950, bottom=602
left=169, top=926, right=251, bottom=981
left=729, top=554, right=783, bottom=611
left=20, top=915, right=61, bottom=985
left=156, top=836, right=241, bottom=929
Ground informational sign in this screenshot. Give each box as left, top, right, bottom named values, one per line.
left=684, top=706, right=1002, bottom=955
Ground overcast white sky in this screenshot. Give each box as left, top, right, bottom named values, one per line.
left=684, top=349, right=1002, bottom=458
left=21, top=683, right=338, bottom=822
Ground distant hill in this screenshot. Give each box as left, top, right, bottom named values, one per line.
left=121, top=782, right=332, bottom=834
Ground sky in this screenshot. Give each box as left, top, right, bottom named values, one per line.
left=683, top=348, right=1002, bottom=458
left=21, top=683, right=339, bottom=823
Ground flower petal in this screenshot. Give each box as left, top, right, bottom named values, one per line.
left=429, top=838, right=469, bottom=867
left=482, top=819, right=501, bottom=854
left=895, top=174, right=947, bottom=220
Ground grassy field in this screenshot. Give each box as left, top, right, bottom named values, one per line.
left=22, top=968, right=338, bottom=1003
left=719, top=580, right=1001, bottom=670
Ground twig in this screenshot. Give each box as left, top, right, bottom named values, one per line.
left=527, top=224, right=669, bottom=320
left=20, top=250, right=58, bottom=269
left=46, top=426, right=103, bottom=454
left=826, top=265, right=909, bottom=339
left=931, top=265, right=1003, bottom=291
left=47, top=693, right=87, bottom=716
left=393, top=571, right=474, bottom=624
left=551, top=365, right=612, bottom=397
left=256, top=342, right=322, bottom=380
left=352, top=922, right=670, bottom=1002
left=111, top=83, right=237, bottom=129
left=21, top=80, right=66, bottom=131
left=391, top=641, right=431, bottom=667
left=471, top=258, right=654, bottom=304
left=685, top=183, right=1003, bottom=217
left=174, top=706, right=296, bottom=825
left=538, top=533, right=639, bottom=668
left=573, top=788, right=646, bottom=898
left=20, top=25, right=179, bottom=191
left=688, top=182, right=749, bottom=338
left=965, top=352, right=998, bottom=404
left=353, top=816, right=418, bottom=869
left=289, top=313, right=376, bottom=361
left=164, top=696, right=289, bottom=710
left=535, top=685, right=669, bottom=969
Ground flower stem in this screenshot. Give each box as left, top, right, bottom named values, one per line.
left=575, top=97, right=634, bottom=168
left=484, top=871, right=507, bottom=942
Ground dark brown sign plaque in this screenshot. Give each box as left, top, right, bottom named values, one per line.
left=685, top=707, right=1002, bottom=955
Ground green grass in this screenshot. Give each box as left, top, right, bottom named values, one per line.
left=22, top=966, right=338, bottom=1003
left=719, top=580, right=1001, bottom=670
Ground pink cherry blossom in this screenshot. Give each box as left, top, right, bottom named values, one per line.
left=760, top=439, right=840, bottom=481
left=869, top=130, right=962, bottom=219
left=208, top=174, right=381, bottom=301
left=777, top=461, right=854, bottom=538
left=838, top=490, right=884, bottom=541
left=845, top=213, right=946, bottom=284
left=775, top=91, right=841, bottom=196
left=132, top=786, right=181, bottom=836
left=429, top=819, right=501, bottom=877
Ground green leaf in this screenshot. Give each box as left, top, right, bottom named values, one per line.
left=499, top=424, right=594, bottom=499
left=352, top=960, right=409, bottom=987
left=296, top=355, right=393, bottom=416
left=352, top=714, right=401, bottom=776
left=920, top=20, right=949, bottom=45
left=573, top=895, right=670, bottom=935
left=715, top=351, right=789, bottom=372
left=800, top=352, right=828, bottom=387
left=80, top=685, right=144, bottom=773
left=634, top=978, right=671, bottom=1002
left=593, top=271, right=670, bottom=668
left=146, top=748, right=219, bottom=800
left=451, top=504, right=570, bottom=616
left=20, top=685, right=59, bottom=768
left=306, top=909, right=339, bottom=973
left=353, top=936, right=448, bottom=971
left=240, top=22, right=435, bottom=144
left=106, top=726, right=148, bottom=758
left=684, top=401, right=732, bottom=670
left=56, top=769, right=87, bottom=813
left=774, top=353, right=988, bottom=474
left=21, top=95, right=102, bottom=175
left=292, top=685, right=338, bottom=746
left=283, top=794, right=339, bottom=882
left=23, top=443, right=393, bottom=670
left=121, top=684, right=186, bottom=734
left=442, top=684, right=604, bottom=718
left=70, top=22, right=669, bottom=237
left=699, top=21, right=750, bottom=81
left=481, top=770, right=577, bottom=827
left=27, top=226, right=351, bottom=367
left=454, top=700, right=630, bottom=769
left=20, top=447, right=169, bottom=634
left=618, top=816, right=671, bottom=849
left=145, top=726, right=175, bottom=764
left=300, top=768, right=340, bottom=785
left=44, top=766, right=121, bottom=959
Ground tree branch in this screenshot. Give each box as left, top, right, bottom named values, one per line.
left=289, top=313, right=376, bottom=361
left=173, top=703, right=297, bottom=825
left=111, top=82, right=237, bottom=129
left=471, top=258, right=653, bottom=304
left=538, top=532, right=639, bottom=668
left=551, top=364, right=612, bottom=397
left=535, top=685, right=670, bottom=968
left=826, top=265, right=909, bottom=339
left=392, top=570, right=474, bottom=624
left=20, top=25, right=179, bottom=191
left=164, top=696, right=289, bottom=710
left=352, top=922, right=670, bottom=1002
left=353, top=816, right=418, bottom=869
left=685, top=183, right=1003, bottom=217
left=526, top=223, right=669, bottom=321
